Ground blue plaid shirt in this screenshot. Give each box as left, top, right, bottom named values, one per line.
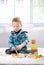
left=8, top=29, right=29, bottom=49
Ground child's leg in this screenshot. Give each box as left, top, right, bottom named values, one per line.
left=5, top=49, right=16, bottom=54
left=5, top=48, right=20, bottom=54
left=5, top=49, right=11, bottom=54
left=20, top=48, right=31, bottom=54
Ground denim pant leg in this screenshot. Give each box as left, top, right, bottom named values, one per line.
left=5, top=48, right=31, bottom=54
left=5, top=49, right=16, bottom=54
left=20, top=48, right=31, bottom=54
left=5, top=48, right=21, bottom=54
left=5, top=49, right=11, bottom=54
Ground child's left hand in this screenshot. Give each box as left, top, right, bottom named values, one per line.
left=16, top=45, right=22, bottom=50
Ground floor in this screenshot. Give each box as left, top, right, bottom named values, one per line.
left=0, top=48, right=44, bottom=65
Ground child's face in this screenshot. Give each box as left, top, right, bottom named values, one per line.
left=12, top=21, right=22, bottom=32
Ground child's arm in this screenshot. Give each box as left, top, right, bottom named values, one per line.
left=8, top=31, right=14, bottom=47
left=21, top=41, right=27, bottom=47
left=16, top=41, right=26, bottom=50
left=8, top=31, right=16, bottom=51
left=16, top=31, right=29, bottom=50
left=21, top=31, right=29, bottom=44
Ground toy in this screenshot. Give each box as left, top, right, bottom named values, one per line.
left=11, top=53, right=18, bottom=57
left=11, top=50, right=18, bottom=57
left=31, top=40, right=38, bottom=56
left=11, top=53, right=25, bottom=58
left=16, top=50, right=18, bottom=54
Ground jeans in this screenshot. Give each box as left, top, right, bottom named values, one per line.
left=5, top=47, right=31, bottom=54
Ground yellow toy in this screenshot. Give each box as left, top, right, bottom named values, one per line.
left=31, top=40, right=38, bottom=56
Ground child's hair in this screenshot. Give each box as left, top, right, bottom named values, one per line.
left=12, top=17, right=22, bottom=26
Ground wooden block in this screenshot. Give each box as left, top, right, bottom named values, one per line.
left=11, top=53, right=18, bottom=57
left=31, top=49, right=37, bottom=52
left=31, top=44, right=37, bottom=49
left=31, top=40, right=35, bottom=44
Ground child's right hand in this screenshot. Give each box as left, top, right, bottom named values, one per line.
left=11, top=46, right=16, bottom=51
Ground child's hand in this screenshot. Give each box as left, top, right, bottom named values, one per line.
left=11, top=46, right=16, bottom=51
left=16, top=45, right=22, bottom=50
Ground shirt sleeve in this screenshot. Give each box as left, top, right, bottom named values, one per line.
left=21, top=31, right=29, bottom=44
left=8, top=31, right=14, bottom=47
